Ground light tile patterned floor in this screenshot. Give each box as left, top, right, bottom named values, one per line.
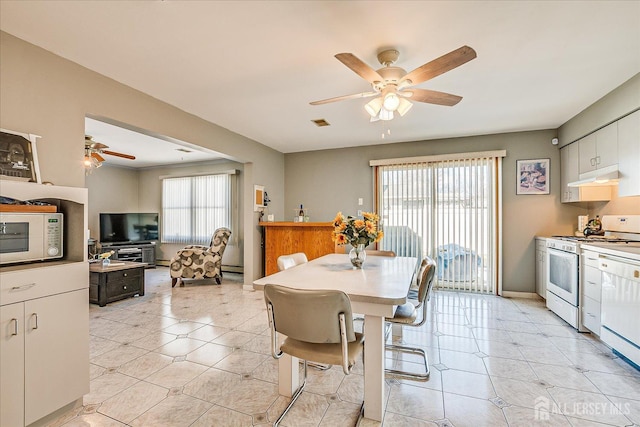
left=51, top=267, right=639, bottom=426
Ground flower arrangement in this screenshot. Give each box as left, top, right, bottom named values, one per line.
left=332, top=211, right=383, bottom=247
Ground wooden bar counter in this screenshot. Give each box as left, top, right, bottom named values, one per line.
left=260, top=221, right=336, bottom=275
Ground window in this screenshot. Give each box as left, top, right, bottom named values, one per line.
left=162, top=174, right=232, bottom=245
left=372, top=151, right=504, bottom=294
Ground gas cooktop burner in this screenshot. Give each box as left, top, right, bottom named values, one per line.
left=551, top=235, right=639, bottom=243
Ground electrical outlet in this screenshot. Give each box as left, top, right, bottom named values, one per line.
left=357, top=210, right=362, bottom=216
left=358, top=198, right=363, bottom=206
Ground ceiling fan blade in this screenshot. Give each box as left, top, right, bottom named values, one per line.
left=310, top=91, right=377, bottom=105
left=102, top=150, right=136, bottom=160
left=91, top=152, right=105, bottom=162
left=406, top=88, right=463, bottom=106
left=335, top=53, right=383, bottom=84
left=401, top=45, right=477, bottom=86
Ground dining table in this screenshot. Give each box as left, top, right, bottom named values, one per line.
left=253, top=253, right=418, bottom=422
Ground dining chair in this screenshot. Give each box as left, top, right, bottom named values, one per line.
left=385, top=256, right=436, bottom=381
left=276, top=252, right=308, bottom=271
left=264, top=284, right=365, bottom=426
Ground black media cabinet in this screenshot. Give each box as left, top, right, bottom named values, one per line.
left=102, top=242, right=156, bottom=268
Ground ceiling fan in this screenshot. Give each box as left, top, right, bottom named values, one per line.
left=310, top=46, right=477, bottom=121
left=84, top=135, right=135, bottom=170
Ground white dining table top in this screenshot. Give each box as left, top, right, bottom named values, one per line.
left=253, top=253, right=419, bottom=305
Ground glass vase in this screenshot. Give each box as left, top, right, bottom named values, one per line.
left=349, top=244, right=366, bottom=269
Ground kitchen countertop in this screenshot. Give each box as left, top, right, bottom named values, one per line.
left=580, top=243, right=640, bottom=263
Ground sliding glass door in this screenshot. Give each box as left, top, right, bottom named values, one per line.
left=375, top=154, right=500, bottom=293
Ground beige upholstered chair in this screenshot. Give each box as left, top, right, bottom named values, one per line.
left=264, top=284, right=364, bottom=426
left=385, top=256, right=436, bottom=381
left=170, top=227, right=231, bottom=287
left=276, top=252, right=308, bottom=271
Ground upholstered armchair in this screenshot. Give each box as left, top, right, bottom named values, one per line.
left=170, top=227, right=231, bottom=287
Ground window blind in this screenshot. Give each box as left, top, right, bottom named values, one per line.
left=376, top=155, right=500, bottom=293
left=162, top=174, right=231, bottom=245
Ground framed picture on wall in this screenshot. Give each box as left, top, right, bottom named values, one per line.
left=254, top=184, right=265, bottom=211
left=516, top=158, right=549, bottom=195
left=0, top=128, right=42, bottom=183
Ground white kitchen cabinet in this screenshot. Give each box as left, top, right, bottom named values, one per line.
left=560, top=142, right=612, bottom=203
left=578, top=122, right=618, bottom=175
left=1, top=302, right=25, bottom=427
left=0, top=181, right=89, bottom=427
left=617, top=110, right=640, bottom=197
left=581, top=250, right=602, bottom=335
left=1, top=290, right=89, bottom=426
left=535, top=238, right=547, bottom=299
left=560, top=144, right=580, bottom=203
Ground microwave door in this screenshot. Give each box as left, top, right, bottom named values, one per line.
left=0, top=222, right=30, bottom=253
left=0, top=215, right=45, bottom=264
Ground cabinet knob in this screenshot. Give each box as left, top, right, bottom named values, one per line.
left=123, top=286, right=127, bottom=290
left=123, top=273, right=128, bottom=277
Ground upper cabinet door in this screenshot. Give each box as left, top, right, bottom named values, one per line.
left=560, top=143, right=579, bottom=202
left=595, top=122, right=618, bottom=170
left=618, top=110, right=640, bottom=197
left=578, top=133, right=597, bottom=174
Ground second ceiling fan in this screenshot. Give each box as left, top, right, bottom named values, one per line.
left=84, top=135, right=135, bottom=169
left=310, top=45, right=477, bottom=121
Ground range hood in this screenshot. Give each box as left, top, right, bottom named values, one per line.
left=568, top=164, right=619, bottom=187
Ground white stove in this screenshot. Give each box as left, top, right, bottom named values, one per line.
left=545, top=215, right=640, bottom=331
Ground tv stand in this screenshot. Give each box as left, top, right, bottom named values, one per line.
left=102, top=242, right=156, bottom=268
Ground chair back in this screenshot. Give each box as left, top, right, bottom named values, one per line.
left=416, top=256, right=437, bottom=304
left=209, top=227, right=232, bottom=255
left=367, top=250, right=396, bottom=257
left=277, top=252, right=308, bottom=271
left=264, top=284, right=356, bottom=344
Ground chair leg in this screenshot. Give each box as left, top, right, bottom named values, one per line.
left=273, top=360, right=308, bottom=427
left=215, top=276, right=221, bottom=285
left=385, top=343, right=430, bottom=381
left=171, top=277, right=178, bottom=288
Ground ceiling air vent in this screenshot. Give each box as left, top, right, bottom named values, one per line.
left=176, top=148, right=192, bottom=153
left=311, top=119, right=330, bottom=127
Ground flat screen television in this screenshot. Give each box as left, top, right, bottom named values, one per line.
left=99, top=213, right=159, bottom=244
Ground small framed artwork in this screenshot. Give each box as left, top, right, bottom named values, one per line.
left=516, top=158, right=549, bottom=195
left=254, top=185, right=265, bottom=211
left=0, top=128, right=42, bottom=183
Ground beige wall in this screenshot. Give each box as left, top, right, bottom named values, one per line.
left=0, top=31, right=284, bottom=283
left=558, top=73, right=639, bottom=146
left=285, top=130, right=587, bottom=293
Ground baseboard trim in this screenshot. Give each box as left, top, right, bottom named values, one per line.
left=501, top=291, right=541, bottom=299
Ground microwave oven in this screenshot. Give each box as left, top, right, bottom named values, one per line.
left=0, top=212, right=63, bottom=265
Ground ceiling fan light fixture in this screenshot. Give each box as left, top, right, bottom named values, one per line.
left=379, top=107, right=394, bottom=121
left=364, top=97, right=383, bottom=117
left=382, top=92, right=400, bottom=111
left=397, top=97, right=413, bottom=116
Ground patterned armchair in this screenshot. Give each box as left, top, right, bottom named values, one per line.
left=170, top=227, right=232, bottom=287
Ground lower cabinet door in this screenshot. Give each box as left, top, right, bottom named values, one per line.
left=24, top=289, right=89, bottom=425
left=1, top=302, right=25, bottom=427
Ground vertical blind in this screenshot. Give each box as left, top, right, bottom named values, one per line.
left=162, top=174, right=232, bottom=245
left=376, top=154, right=500, bottom=293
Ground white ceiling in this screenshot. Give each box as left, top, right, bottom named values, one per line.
left=1, top=1, right=639, bottom=167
